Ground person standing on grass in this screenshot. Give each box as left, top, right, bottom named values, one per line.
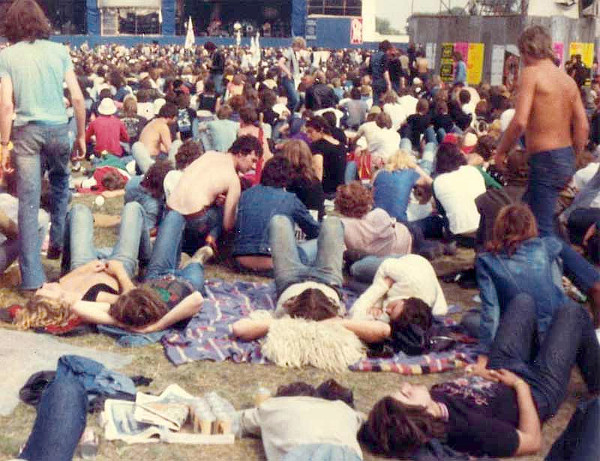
left=493, top=25, right=600, bottom=326
left=0, top=0, right=86, bottom=290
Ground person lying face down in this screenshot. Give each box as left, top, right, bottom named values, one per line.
left=237, top=379, right=364, bottom=460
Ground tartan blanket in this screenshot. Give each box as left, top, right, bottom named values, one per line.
left=162, top=279, right=477, bottom=374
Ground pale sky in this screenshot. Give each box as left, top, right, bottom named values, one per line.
left=377, top=0, right=469, bottom=32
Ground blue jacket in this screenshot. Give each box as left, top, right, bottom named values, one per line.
left=475, top=236, right=569, bottom=354
left=233, top=185, right=320, bottom=256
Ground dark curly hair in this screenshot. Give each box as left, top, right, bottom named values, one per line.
left=260, top=156, right=292, bottom=188
left=334, top=181, right=373, bottom=219
left=1, top=0, right=51, bottom=43
left=141, top=160, right=173, bottom=198
left=230, top=135, right=263, bottom=157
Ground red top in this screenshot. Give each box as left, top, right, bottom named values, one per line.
left=85, top=115, right=130, bottom=156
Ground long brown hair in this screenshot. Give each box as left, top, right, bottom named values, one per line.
left=1, top=0, right=51, bottom=43
left=283, top=288, right=339, bottom=321
left=359, top=396, right=447, bottom=458
left=109, top=286, right=168, bottom=327
left=487, top=204, right=538, bottom=256
left=281, top=139, right=318, bottom=182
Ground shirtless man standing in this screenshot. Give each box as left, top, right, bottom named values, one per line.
left=494, top=25, right=600, bottom=325
left=132, top=102, right=178, bottom=172
left=166, top=135, right=263, bottom=252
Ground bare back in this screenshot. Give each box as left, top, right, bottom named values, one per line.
left=524, top=60, right=581, bottom=154
left=167, top=152, right=238, bottom=215
left=139, top=118, right=171, bottom=156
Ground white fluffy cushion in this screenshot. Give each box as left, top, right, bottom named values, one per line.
left=261, top=317, right=366, bottom=373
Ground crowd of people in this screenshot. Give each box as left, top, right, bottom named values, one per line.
left=1, top=0, right=600, bottom=459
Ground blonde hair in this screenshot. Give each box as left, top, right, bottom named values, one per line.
left=14, top=295, right=74, bottom=330
left=292, top=37, right=306, bottom=49
left=385, top=149, right=417, bottom=171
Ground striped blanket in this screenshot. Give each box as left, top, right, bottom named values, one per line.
left=162, top=279, right=477, bottom=374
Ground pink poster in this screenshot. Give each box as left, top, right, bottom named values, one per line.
left=454, top=42, right=469, bottom=66
left=553, top=42, right=564, bottom=68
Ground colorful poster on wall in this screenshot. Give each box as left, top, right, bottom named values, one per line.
left=503, top=45, right=520, bottom=92
left=440, top=42, right=455, bottom=82
left=491, top=45, right=505, bottom=86
left=350, top=18, right=363, bottom=45
left=553, top=42, right=564, bottom=68
left=454, top=42, right=469, bottom=66
left=569, top=42, right=594, bottom=85
left=466, top=43, right=484, bottom=85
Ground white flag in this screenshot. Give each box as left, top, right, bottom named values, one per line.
left=184, top=16, right=195, bottom=49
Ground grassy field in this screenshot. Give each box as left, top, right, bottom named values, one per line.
left=0, top=192, right=585, bottom=461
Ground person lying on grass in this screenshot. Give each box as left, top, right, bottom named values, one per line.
left=13, top=203, right=207, bottom=334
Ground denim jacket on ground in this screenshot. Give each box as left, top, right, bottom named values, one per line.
left=233, top=185, right=320, bottom=256
left=475, top=236, right=569, bottom=355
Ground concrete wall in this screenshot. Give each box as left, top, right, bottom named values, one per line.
left=409, top=14, right=600, bottom=84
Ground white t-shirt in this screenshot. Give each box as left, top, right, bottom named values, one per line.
left=368, top=128, right=400, bottom=160
left=383, top=102, right=409, bottom=131
left=238, top=396, right=363, bottom=461
left=433, top=165, right=486, bottom=235
left=350, top=255, right=448, bottom=322
left=574, top=162, right=600, bottom=208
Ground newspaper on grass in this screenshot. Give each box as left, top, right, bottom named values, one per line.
left=101, top=384, right=234, bottom=445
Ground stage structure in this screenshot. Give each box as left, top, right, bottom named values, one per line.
left=0, top=0, right=403, bottom=48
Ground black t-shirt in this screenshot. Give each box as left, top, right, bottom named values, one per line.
left=431, top=376, right=520, bottom=458
left=432, top=113, right=455, bottom=133
left=330, top=126, right=347, bottom=147
left=210, top=51, right=225, bottom=74
left=288, top=177, right=325, bottom=220
left=449, top=100, right=472, bottom=131
left=198, top=94, right=218, bottom=113
left=310, top=139, right=347, bottom=195
left=404, top=113, right=431, bottom=147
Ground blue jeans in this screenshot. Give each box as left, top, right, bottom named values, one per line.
left=19, top=372, right=87, bottom=461
left=65, top=202, right=151, bottom=277
left=282, top=76, right=300, bottom=112
left=270, top=215, right=344, bottom=297
left=525, top=148, right=600, bottom=292
left=344, top=161, right=358, bottom=184
left=146, top=210, right=204, bottom=292
left=488, top=293, right=600, bottom=421
left=210, top=72, right=224, bottom=97
left=124, top=175, right=163, bottom=231
left=12, top=123, right=71, bottom=288
left=181, top=206, right=223, bottom=255
left=546, top=397, right=600, bottom=461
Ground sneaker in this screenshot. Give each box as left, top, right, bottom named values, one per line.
left=191, top=245, right=214, bottom=265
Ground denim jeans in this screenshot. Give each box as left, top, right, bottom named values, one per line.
left=12, top=123, right=71, bottom=288
left=488, top=293, right=600, bottom=421
left=131, top=140, right=182, bottom=173
left=420, top=142, right=437, bottom=175
left=124, top=175, right=163, bottom=230
left=344, top=161, right=358, bottom=184
left=19, top=372, right=87, bottom=461
left=546, top=397, right=600, bottom=461
left=0, top=212, right=48, bottom=274
left=525, top=148, right=600, bottom=293
left=182, top=205, right=223, bottom=253
left=282, top=76, right=300, bottom=112
left=65, top=202, right=151, bottom=277
left=270, top=215, right=344, bottom=297
left=210, top=72, right=224, bottom=97
left=146, top=209, right=204, bottom=292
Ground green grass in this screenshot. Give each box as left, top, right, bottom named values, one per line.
left=0, top=191, right=583, bottom=461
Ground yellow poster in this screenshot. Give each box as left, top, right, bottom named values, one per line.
left=467, top=43, right=485, bottom=85
left=569, top=42, right=594, bottom=85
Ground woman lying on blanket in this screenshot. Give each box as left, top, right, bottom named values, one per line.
left=237, top=379, right=364, bottom=460
left=232, top=215, right=441, bottom=345
left=14, top=204, right=207, bottom=334
left=359, top=293, right=600, bottom=459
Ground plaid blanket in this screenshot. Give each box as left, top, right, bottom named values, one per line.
left=162, top=279, right=477, bottom=374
